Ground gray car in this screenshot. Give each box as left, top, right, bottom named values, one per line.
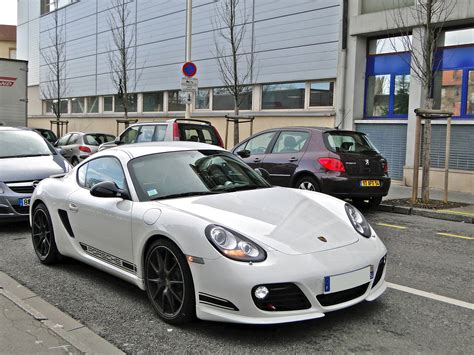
left=56, top=132, right=115, bottom=166
left=0, top=127, right=71, bottom=222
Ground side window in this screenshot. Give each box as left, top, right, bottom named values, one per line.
left=68, top=134, right=79, bottom=145
left=83, top=157, right=126, bottom=190
left=77, top=163, right=87, bottom=187
left=120, top=126, right=140, bottom=144
left=136, top=125, right=155, bottom=143
left=245, top=132, right=276, bottom=155
left=272, top=131, right=310, bottom=154
left=57, top=134, right=71, bottom=146
left=153, top=125, right=167, bottom=141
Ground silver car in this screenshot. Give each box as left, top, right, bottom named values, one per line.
left=0, top=126, right=71, bottom=222
left=56, top=132, right=115, bottom=165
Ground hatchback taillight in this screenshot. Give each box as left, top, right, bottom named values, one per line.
left=318, top=158, right=345, bottom=172
left=172, top=122, right=180, bottom=141
left=79, top=146, right=92, bottom=153
left=383, top=160, right=388, bottom=174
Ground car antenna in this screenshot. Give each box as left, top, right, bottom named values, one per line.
left=334, top=110, right=352, bottom=130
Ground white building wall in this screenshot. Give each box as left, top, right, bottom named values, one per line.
left=17, top=0, right=41, bottom=86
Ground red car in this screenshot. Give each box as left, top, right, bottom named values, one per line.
left=232, top=127, right=390, bottom=208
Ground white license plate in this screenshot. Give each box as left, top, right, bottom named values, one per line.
left=19, top=198, right=31, bottom=207
left=324, top=266, right=372, bottom=294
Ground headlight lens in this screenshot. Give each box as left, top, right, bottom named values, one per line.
left=345, top=203, right=372, bottom=238
left=205, top=225, right=267, bottom=262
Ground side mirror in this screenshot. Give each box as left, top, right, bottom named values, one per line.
left=254, top=168, right=271, bottom=182
left=236, top=149, right=251, bottom=158
left=114, top=137, right=123, bottom=145
left=90, top=181, right=130, bottom=200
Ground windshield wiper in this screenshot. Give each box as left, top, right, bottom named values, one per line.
left=221, top=185, right=267, bottom=192
left=151, top=191, right=218, bottom=201
left=0, top=154, right=51, bottom=159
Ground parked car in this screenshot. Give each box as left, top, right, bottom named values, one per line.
left=232, top=127, right=391, bottom=208
left=34, top=128, right=57, bottom=144
left=98, top=119, right=224, bottom=151
left=55, top=132, right=115, bottom=165
left=0, top=126, right=70, bottom=222
left=30, top=142, right=387, bottom=324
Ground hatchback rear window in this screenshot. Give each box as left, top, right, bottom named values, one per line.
left=84, top=134, right=115, bottom=146
left=323, top=132, right=379, bottom=153
left=179, top=124, right=219, bottom=145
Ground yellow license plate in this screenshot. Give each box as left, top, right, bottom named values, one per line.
left=361, top=180, right=380, bottom=187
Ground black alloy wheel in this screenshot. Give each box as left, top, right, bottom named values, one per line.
left=145, top=239, right=195, bottom=324
left=296, top=176, right=321, bottom=192
left=31, top=203, right=60, bottom=264
left=352, top=196, right=383, bottom=210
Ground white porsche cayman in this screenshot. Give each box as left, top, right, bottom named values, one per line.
left=30, top=142, right=387, bottom=325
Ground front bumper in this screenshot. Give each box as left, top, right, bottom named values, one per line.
left=189, top=235, right=387, bottom=324
left=0, top=192, right=31, bottom=221
left=320, top=175, right=391, bottom=198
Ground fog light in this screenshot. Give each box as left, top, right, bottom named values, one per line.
left=254, top=286, right=269, bottom=300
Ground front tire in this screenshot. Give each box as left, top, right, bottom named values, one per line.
left=352, top=196, right=383, bottom=209
left=144, top=239, right=195, bottom=324
left=31, top=203, right=60, bottom=264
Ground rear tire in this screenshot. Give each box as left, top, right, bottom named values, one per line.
left=352, top=196, right=383, bottom=210
left=296, top=176, right=320, bottom=192
left=71, top=157, right=79, bottom=166
left=144, top=239, right=195, bottom=324
left=31, top=203, right=60, bottom=265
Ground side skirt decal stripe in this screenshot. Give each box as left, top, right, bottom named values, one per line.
left=79, top=242, right=137, bottom=275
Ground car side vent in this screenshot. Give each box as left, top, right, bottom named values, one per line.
left=58, top=209, right=75, bottom=238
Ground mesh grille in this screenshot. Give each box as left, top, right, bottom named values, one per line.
left=252, top=283, right=311, bottom=311
left=317, top=283, right=369, bottom=307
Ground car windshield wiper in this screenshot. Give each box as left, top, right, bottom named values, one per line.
left=0, top=154, right=51, bottom=159
left=151, top=191, right=218, bottom=201
left=221, top=185, right=267, bottom=192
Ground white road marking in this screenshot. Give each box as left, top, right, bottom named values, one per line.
left=387, top=282, right=474, bottom=310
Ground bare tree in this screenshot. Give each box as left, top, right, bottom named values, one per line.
left=41, top=0, right=68, bottom=137
left=386, top=0, right=456, bottom=202
left=213, top=0, right=255, bottom=145
left=107, top=0, right=136, bottom=124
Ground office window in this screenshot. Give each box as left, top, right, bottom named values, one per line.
left=196, top=89, right=210, bottom=109
left=9, top=49, right=16, bottom=59
left=41, top=0, right=77, bottom=14
left=87, top=97, right=98, bottom=113
left=114, top=94, right=137, bottom=112
left=168, top=90, right=187, bottom=111
left=262, top=83, right=305, bottom=109
left=468, top=71, right=474, bottom=115
left=70, top=97, right=85, bottom=114
left=438, top=28, right=474, bottom=47
left=366, top=75, right=391, bottom=117
left=45, top=99, right=68, bottom=114
left=143, top=92, right=164, bottom=112
left=433, top=70, right=462, bottom=116
left=361, top=0, right=414, bottom=14
left=368, top=35, right=412, bottom=54
left=310, top=82, right=334, bottom=107
left=393, top=75, right=410, bottom=115
left=103, top=96, right=113, bottom=112
left=213, top=87, right=252, bottom=110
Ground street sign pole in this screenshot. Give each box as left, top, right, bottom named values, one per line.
left=185, top=0, right=192, bottom=120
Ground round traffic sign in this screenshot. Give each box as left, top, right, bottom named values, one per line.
left=182, top=61, right=197, bottom=77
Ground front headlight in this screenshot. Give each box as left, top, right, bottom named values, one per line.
left=345, top=203, right=372, bottom=238
left=205, top=225, right=267, bottom=262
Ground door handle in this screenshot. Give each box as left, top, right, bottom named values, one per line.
left=289, top=157, right=298, bottom=162
left=253, top=158, right=261, bottom=163
left=68, top=203, right=78, bottom=212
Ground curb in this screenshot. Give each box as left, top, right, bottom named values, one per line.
left=378, top=204, right=474, bottom=224
left=0, top=271, right=125, bottom=355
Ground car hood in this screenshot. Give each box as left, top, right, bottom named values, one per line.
left=0, top=155, right=69, bottom=182
left=158, top=187, right=359, bottom=255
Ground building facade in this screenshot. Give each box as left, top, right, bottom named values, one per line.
left=0, top=25, right=17, bottom=59
left=17, top=0, right=474, bottom=191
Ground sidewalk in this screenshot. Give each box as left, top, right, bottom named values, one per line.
left=0, top=271, right=124, bottom=354
left=380, top=181, right=474, bottom=223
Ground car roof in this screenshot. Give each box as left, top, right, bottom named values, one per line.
left=0, top=126, right=32, bottom=131
left=100, top=141, right=226, bottom=159
left=127, top=119, right=212, bottom=128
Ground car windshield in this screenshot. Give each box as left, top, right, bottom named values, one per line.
left=324, top=131, right=379, bottom=154
left=128, top=150, right=271, bottom=201
left=0, top=130, right=55, bottom=158
left=84, top=134, right=115, bottom=146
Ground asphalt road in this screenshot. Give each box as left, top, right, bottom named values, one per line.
left=0, top=211, right=472, bottom=353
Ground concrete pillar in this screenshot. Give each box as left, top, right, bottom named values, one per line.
left=405, top=26, right=426, bottom=168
